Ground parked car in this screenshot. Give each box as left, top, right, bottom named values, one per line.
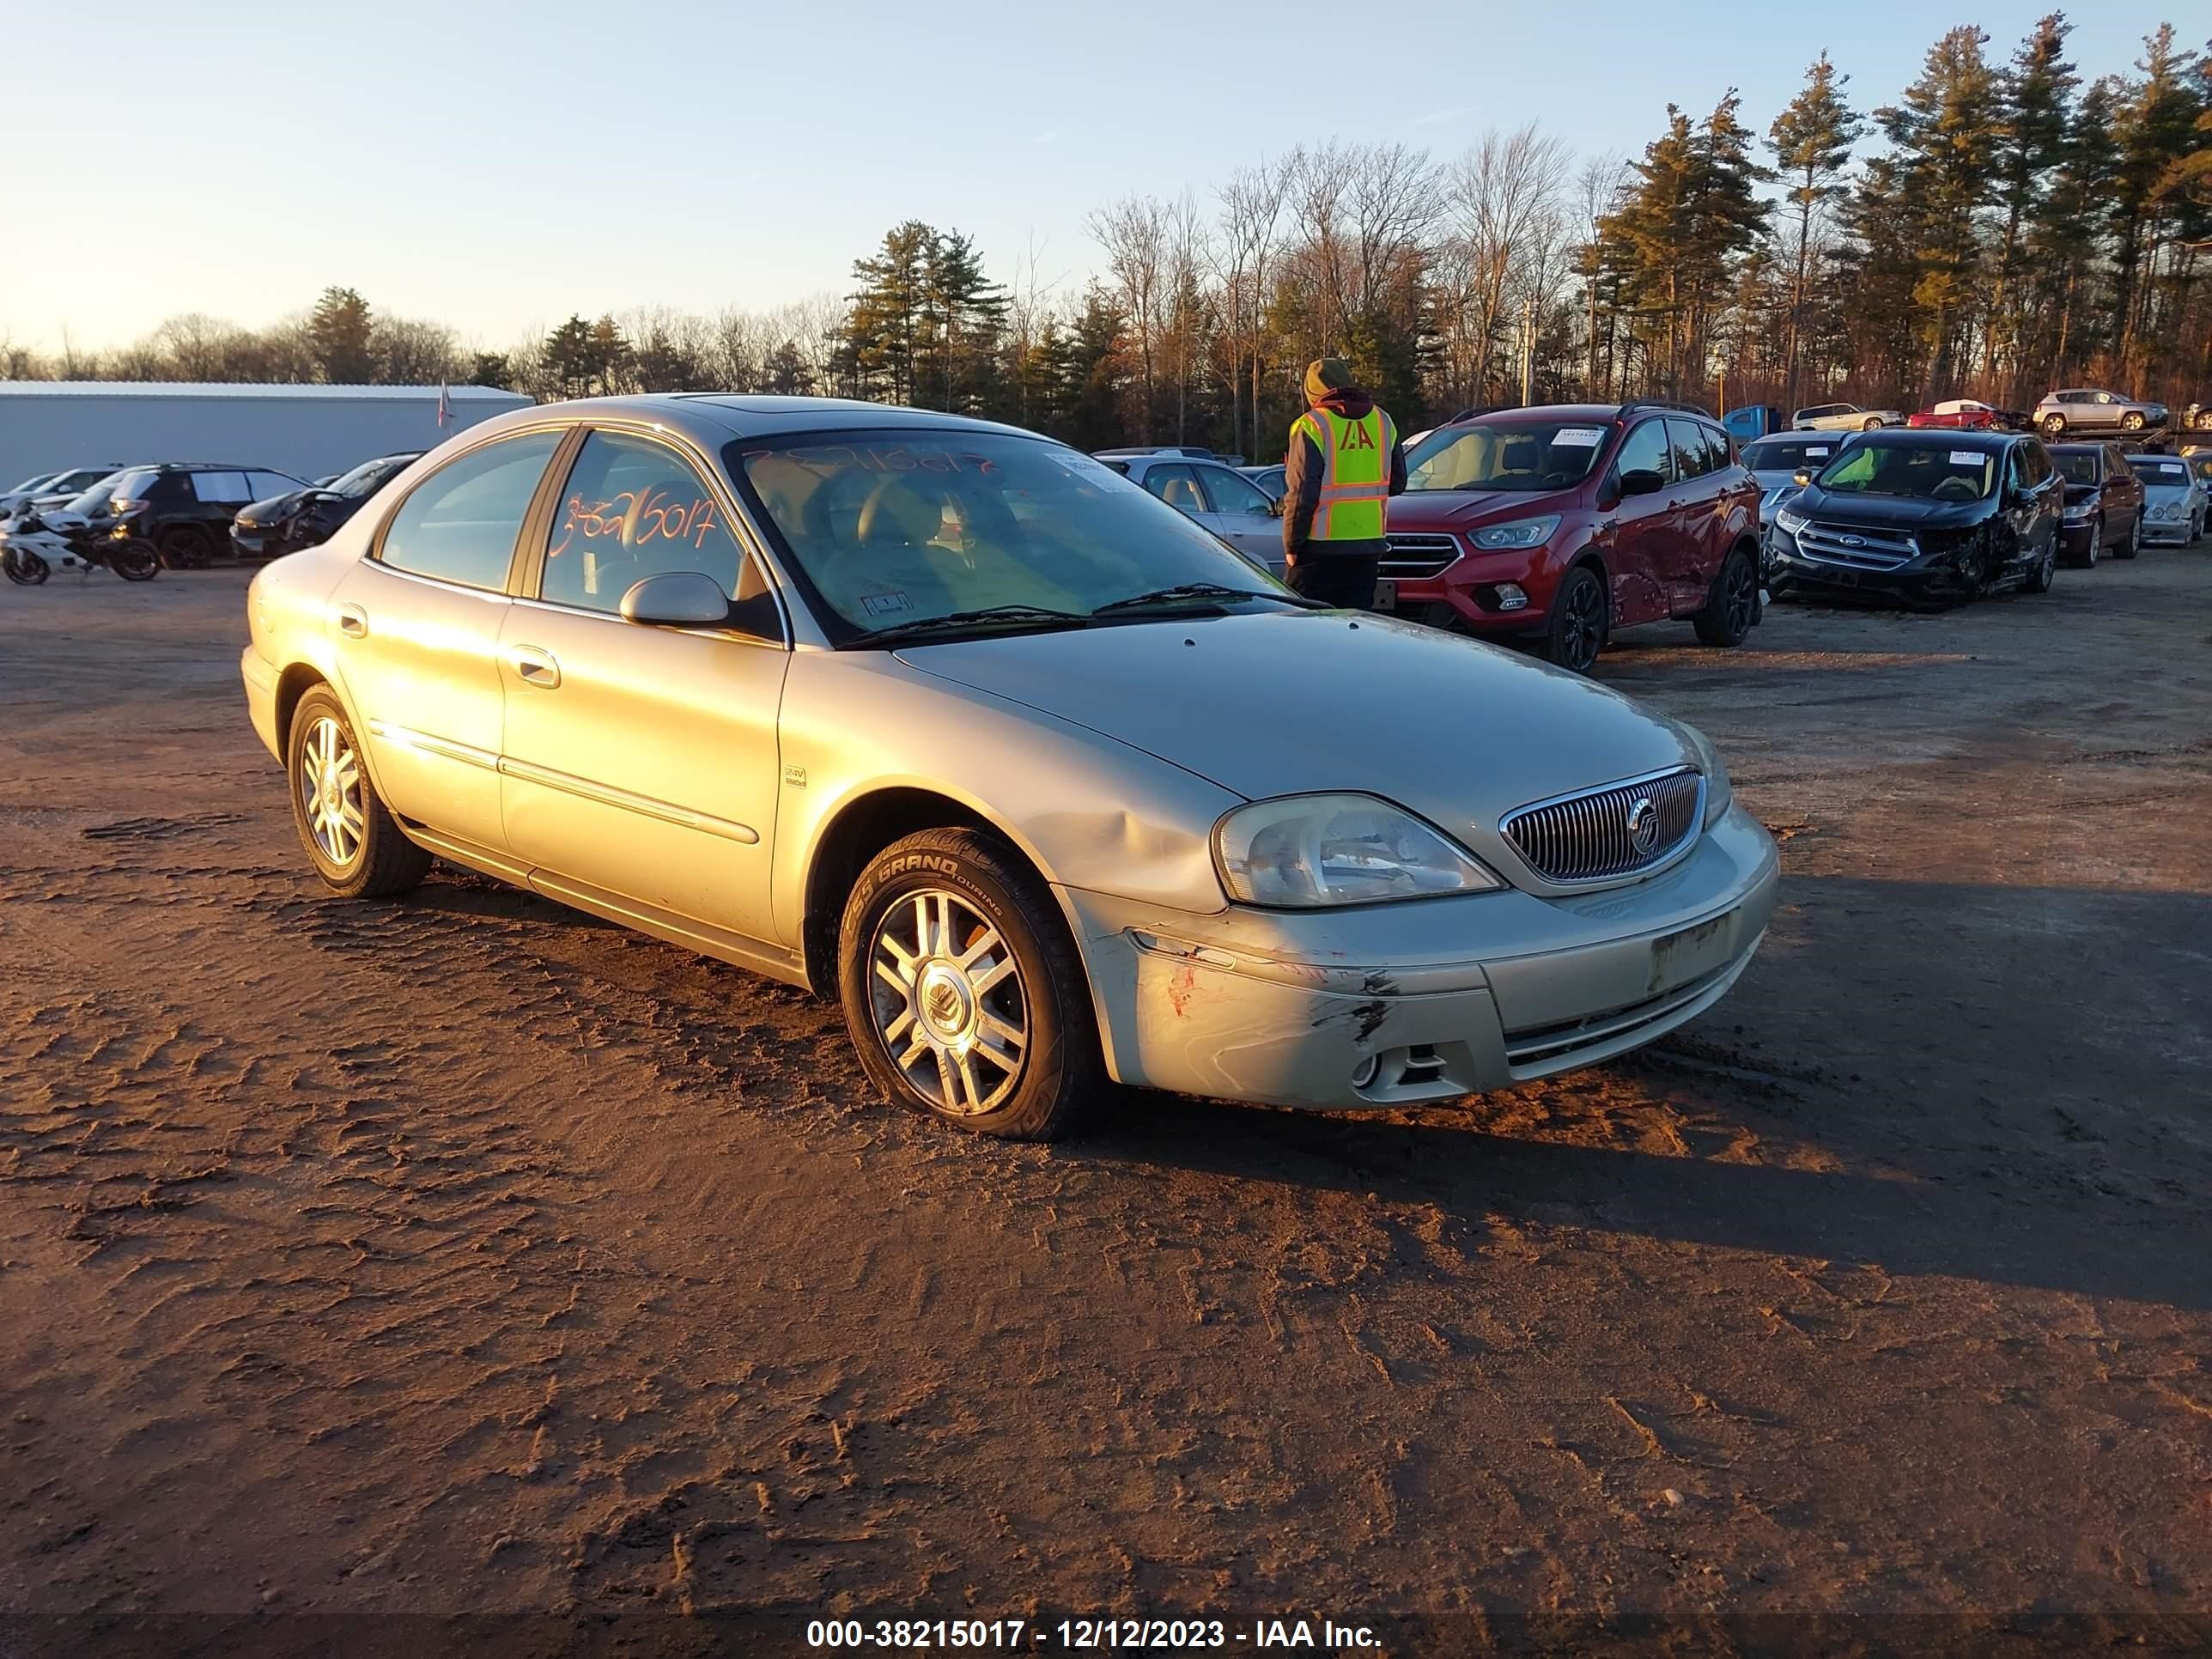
left=2046, top=443, right=2146, bottom=566
left=1, top=465, right=126, bottom=519
left=1382, top=402, right=1763, bottom=672
left=2127, top=453, right=2206, bottom=545
left=89, top=463, right=312, bottom=568
left=1767, top=428, right=2063, bottom=605
left=1239, top=463, right=1286, bottom=501
left=1793, top=401, right=1902, bottom=433
left=1908, top=399, right=2031, bottom=432
left=2188, top=451, right=2212, bottom=492
left=2035, top=388, right=2169, bottom=438
left=1094, top=451, right=1283, bottom=571
left=1093, top=446, right=1244, bottom=465
left=1741, top=432, right=1852, bottom=578
left=239, top=395, right=1778, bottom=1140
left=232, top=451, right=424, bottom=562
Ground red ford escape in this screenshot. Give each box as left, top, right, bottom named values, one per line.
left=1377, top=402, right=1764, bottom=672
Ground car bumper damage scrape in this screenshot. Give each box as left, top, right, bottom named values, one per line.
left=1062, top=803, right=1778, bottom=1110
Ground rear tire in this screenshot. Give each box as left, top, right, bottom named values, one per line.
left=156, top=526, right=213, bottom=569
left=285, top=686, right=431, bottom=899
left=838, top=828, right=1103, bottom=1141
left=1692, top=548, right=1759, bottom=647
left=2114, top=514, right=2141, bottom=560
left=1542, top=563, right=1607, bottom=674
left=112, top=538, right=159, bottom=581
left=1861, top=416, right=1886, bottom=431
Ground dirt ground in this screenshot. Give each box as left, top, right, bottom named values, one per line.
left=2, top=556, right=2208, bottom=1657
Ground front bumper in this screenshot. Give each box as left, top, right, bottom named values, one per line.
left=2142, top=514, right=2192, bottom=544
left=1390, top=545, right=1552, bottom=635
left=1766, top=527, right=1981, bottom=603
left=1060, top=803, right=1779, bottom=1110
left=240, top=645, right=281, bottom=761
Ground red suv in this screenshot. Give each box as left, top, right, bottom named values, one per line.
left=1378, top=402, right=1764, bottom=672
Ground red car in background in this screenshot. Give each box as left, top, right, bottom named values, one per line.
left=1907, top=399, right=2033, bottom=432
left=1377, top=402, right=1764, bottom=673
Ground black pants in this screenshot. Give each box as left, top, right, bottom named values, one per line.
left=1285, top=552, right=1380, bottom=610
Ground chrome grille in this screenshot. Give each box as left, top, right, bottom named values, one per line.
left=1382, top=532, right=1461, bottom=579
left=1795, top=520, right=1917, bottom=571
left=1501, top=768, right=1703, bottom=884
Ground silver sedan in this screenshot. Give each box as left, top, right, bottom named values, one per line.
left=240, top=396, right=1778, bottom=1139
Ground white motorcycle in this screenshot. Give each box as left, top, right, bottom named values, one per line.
left=1, top=509, right=159, bottom=586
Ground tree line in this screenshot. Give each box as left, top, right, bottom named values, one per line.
left=5, top=15, right=2209, bottom=460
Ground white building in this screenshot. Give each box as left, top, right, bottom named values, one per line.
left=0, top=381, right=533, bottom=486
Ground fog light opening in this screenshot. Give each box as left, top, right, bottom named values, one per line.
left=1350, top=1054, right=1380, bottom=1090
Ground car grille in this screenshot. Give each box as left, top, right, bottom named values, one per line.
left=1381, top=533, right=1461, bottom=579
left=1501, top=768, right=1703, bottom=884
left=1793, top=520, right=1918, bottom=570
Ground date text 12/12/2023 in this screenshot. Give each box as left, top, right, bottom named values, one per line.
left=804, top=1615, right=1384, bottom=1650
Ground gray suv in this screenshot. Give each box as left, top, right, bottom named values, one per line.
left=2035, top=387, right=2168, bottom=438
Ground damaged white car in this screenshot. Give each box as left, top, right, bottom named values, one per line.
left=240, top=396, right=1779, bottom=1139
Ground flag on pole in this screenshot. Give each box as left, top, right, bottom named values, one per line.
left=435, top=383, right=453, bottom=429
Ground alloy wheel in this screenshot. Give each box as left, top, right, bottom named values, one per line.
left=1558, top=575, right=1603, bottom=672
left=298, top=716, right=366, bottom=868
left=1723, top=557, right=1757, bottom=634
left=868, top=888, right=1028, bottom=1116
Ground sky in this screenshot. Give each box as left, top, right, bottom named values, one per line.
left=2, top=0, right=2197, bottom=356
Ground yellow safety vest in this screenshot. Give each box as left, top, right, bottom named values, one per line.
left=1295, top=404, right=1395, bottom=542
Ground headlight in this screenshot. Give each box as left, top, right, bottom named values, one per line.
left=2154, top=502, right=2179, bottom=520
left=2063, top=501, right=2092, bottom=520
left=1773, top=506, right=1809, bottom=536
left=1214, top=793, right=1502, bottom=908
left=1469, top=515, right=1560, bottom=550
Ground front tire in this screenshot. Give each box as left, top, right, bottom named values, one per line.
left=2021, top=534, right=2058, bottom=593
left=285, top=687, right=431, bottom=899
left=3, top=548, right=49, bottom=586
left=2073, top=515, right=2101, bottom=568
left=2041, top=415, right=2067, bottom=438
left=1861, top=416, right=1886, bottom=432
left=2122, top=410, right=2146, bottom=434
left=838, top=828, right=1103, bottom=1140
left=1542, top=563, right=1607, bottom=674
left=1692, top=548, right=1759, bottom=646
left=2114, top=514, right=2141, bottom=560
left=156, top=526, right=213, bottom=569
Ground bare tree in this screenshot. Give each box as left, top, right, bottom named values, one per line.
left=1574, top=154, right=1628, bottom=398
left=1215, top=155, right=1293, bottom=458
left=1089, top=195, right=1170, bottom=441
left=374, top=316, right=462, bottom=386
left=1443, top=124, right=1570, bottom=405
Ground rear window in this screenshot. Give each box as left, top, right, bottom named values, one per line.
left=1404, top=418, right=1611, bottom=493
left=1744, top=435, right=1843, bottom=473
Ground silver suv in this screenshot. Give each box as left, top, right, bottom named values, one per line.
left=2035, top=388, right=2168, bottom=438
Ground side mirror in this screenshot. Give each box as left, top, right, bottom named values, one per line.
left=619, top=570, right=732, bottom=628
left=1266, top=496, right=1285, bottom=518
left=1618, top=468, right=1666, bottom=497
left=1791, top=469, right=1813, bottom=489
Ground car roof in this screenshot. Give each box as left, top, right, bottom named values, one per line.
left=456, top=392, right=1047, bottom=451
left=1851, top=428, right=2014, bottom=451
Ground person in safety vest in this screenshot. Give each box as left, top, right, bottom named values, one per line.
left=1281, top=357, right=1407, bottom=608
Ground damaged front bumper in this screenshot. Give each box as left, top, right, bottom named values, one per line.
left=1059, top=803, right=1780, bottom=1110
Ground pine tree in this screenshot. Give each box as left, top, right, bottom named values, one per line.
left=846, top=222, right=935, bottom=404
left=1768, top=53, right=1864, bottom=410
left=307, top=287, right=375, bottom=384
left=1983, top=15, right=2077, bottom=397
left=1872, top=26, right=2003, bottom=398
left=543, top=316, right=594, bottom=400
left=2109, top=26, right=2206, bottom=383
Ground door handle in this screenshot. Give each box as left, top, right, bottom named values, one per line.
left=335, top=603, right=368, bottom=639
left=510, top=645, right=561, bottom=689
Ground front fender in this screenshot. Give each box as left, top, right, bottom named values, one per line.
left=773, top=648, right=1242, bottom=948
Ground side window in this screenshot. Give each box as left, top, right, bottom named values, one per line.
left=2006, top=447, right=2029, bottom=491
left=1664, top=419, right=1710, bottom=479
left=1195, top=465, right=1271, bottom=515
left=540, top=431, right=747, bottom=614
left=190, top=471, right=252, bottom=504
left=1700, top=424, right=1735, bottom=474
left=379, top=429, right=562, bottom=590
left=1614, top=419, right=1673, bottom=483
left=1141, top=463, right=1203, bottom=514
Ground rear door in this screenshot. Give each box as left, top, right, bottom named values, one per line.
left=330, top=428, right=567, bottom=855
left=499, top=427, right=789, bottom=945
left=1192, top=463, right=1285, bottom=574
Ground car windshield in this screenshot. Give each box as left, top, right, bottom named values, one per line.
left=726, top=431, right=1296, bottom=644
left=64, top=470, right=142, bottom=513
left=2130, top=459, right=2189, bottom=486
left=7, top=472, right=57, bottom=493
left=329, top=456, right=407, bottom=497
left=1403, top=419, right=1610, bottom=492
left=2052, top=452, right=2102, bottom=485
left=1743, top=435, right=1844, bottom=473
left=1816, top=443, right=1996, bottom=501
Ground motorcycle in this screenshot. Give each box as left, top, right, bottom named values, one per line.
left=1, top=510, right=159, bottom=585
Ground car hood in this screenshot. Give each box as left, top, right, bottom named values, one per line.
left=896, top=610, right=1698, bottom=835
left=1750, top=468, right=1811, bottom=492
left=1386, top=487, right=1577, bottom=530
left=1792, top=487, right=1987, bottom=531
left=242, top=489, right=312, bottom=521
left=2138, top=482, right=2193, bottom=503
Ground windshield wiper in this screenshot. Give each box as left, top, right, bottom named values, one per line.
left=845, top=604, right=1092, bottom=649
left=1090, top=581, right=1315, bottom=617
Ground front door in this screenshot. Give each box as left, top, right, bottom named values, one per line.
left=330, top=428, right=566, bottom=855
left=1599, top=417, right=1676, bottom=626
left=1193, top=463, right=1286, bottom=574
left=499, top=428, right=788, bottom=945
